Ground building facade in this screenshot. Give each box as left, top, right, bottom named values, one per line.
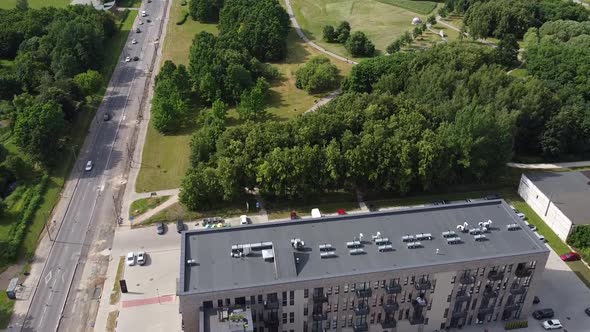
left=178, top=200, right=549, bottom=332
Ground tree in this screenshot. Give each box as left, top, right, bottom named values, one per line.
left=16, top=0, right=29, bottom=11
left=13, top=100, right=65, bottom=165
left=180, top=167, right=224, bottom=210
left=323, top=25, right=337, bottom=43
left=427, top=15, right=436, bottom=26
left=295, top=56, right=340, bottom=94
left=413, top=26, right=423, bottom=40
left=237, top=78, right=269, bottom=120
left=151, top=77, right=189, bottom=133
left=189, top=0, right=224, bottom=23
left=336, top=21, right=351, bottom=44
left=386, top=39, right=402, bottom=54
left=73, top=70, right=102, bottom=96
left=495, top=34, right=519, bottom=67
left=345, top=31, right=375, bottom=57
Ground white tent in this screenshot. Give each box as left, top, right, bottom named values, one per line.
left=412, top=17, right=422, bottom=25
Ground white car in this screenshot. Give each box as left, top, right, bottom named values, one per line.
left=542, top=320, right=562, bottom=330
left=125, top=56, right=131, bottom=62
left=131, top=39, right=137, bottom=44
left=126, top=252, right=136, bottom=266
left=240, top=215, right=250, bottom=225
left=141, top=10, right=147, bottom=17
left=516, top=212, right=526, bottom=220
left=137, top=251, right=146, bottom=266
left=139, top=20, right=143, bottom=25
left=85, top=160, right=93, bottom=171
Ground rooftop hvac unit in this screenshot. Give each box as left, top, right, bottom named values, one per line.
left=416, top=233, right=432, bottom=241
left=407, top=241, right=422, bottom=249
left=374, top=237, right=389, bottom=245
left=320, top=251, right=337, bottom=259
left=378, top=244, right=393, bottom=252
left=349, top=248, right=365, bottom=255
left=447, top=237, right=462, bottom=245
left=402, top=235, right=415, bottom=242
left=474, top=234, right=487, bottom=241
left=506, top=223, right=520, bottom=231
left=469, top=228, right=482, bottom=235
left=442, top=230, right=456, bottom=238
left=319, top=244, right=333, bottom=251
left=346, top=240, right=362, bottom=248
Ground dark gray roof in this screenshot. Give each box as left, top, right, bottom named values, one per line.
left=179, top=200, right=548, bottom=295
left=525, top=171, right=590, bottom=225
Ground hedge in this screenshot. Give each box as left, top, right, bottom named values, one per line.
left=505, top=320, right=528, bottom=330
left=177, top=11, right=189, bottom=25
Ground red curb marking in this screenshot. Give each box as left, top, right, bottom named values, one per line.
left=122, top=294, right=174, bottom=308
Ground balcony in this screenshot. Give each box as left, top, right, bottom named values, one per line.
left=385, top=283, right=402, bottom=294
left=381, top=319, right=397, bottom=328
left=452, top=310, right=467, bottom=319
left=264, top=316, right=279, bottom=327
left=515, top=267, right=532, bottom=278
left=264, top=300, right=279, bottom=310
left=510, top=285, right=526, bottom=295
left=353, top=322, right=368, bottom=332
left=415, top=279, right=431, bottom=290
left=354, top=303, right=370, bottom=315
left=413, top=297, right=427, bottom=307
left=356, top=288, right=372, bottom=298
left=504, top=303, right=520, bottom=312
left=487, top=271, right=504, bottom=281
left=478, top=306, right=494, bottom=315
left=460, top=275, right=476, bottom=284
left=312, top=312, right=327, bottom=321
left=455, top=292, right=470, bottom=302
left=409, top=315, right=425, bottom=325
left=312, top=293, right=328, bottom=303
left=383, top=300, right=399, bottom=313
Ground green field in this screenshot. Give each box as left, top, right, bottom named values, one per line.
left=290, top=0, right=429, bottom=57
left=129, top=196, right=170, bottom=217
left=137, top=0, right=352, bottom=192
left=374, top=0, right=437, bottom=15
left=0, top=0, right=69, bottom=9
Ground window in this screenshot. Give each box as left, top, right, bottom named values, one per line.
left=424, top=318, right=429, bottom=325
left=341, top=316, right=346, bottom=327
left=332, top=319, right=337, bottom=329
left=282, top=313, right=287, bottom=324
left=258, top=295, right=263, bottom=304
left=289, top=312, right=294, bottom=323
left=398, top=310, right=403, bottom=320
left=217, top=299, right=223, bottom=307
left=344, top=284, right=349, bottom=293
left=444, top=308, right=449, bottom=318
left=530, top=260, right=537, bottom=269
left=225, top=298, right=230, bottom=306
left=373, top=281, right=379, bottom=289
left=282, top=292, right=287, bottom=306
left=451, top=276, right=456, bottom=284
left=326, top=304, right=331, bottom=312
left=335, top=286, right=339, bottom=294
left=351, top=284, right=356, bottom=292
left=304, top=289, right=309, bottom=298
left=253, top=310, right=257, bottom=322
left=370, top=313, right=375, bottom=324
left=507, top=264, right=513, bottom=273
left=404, top=277, right=408, bottom=285
left=327, top=287, right=332, bottom=295
left=377, top=313, right=381, bottom=323
left=290, top=291, right=294, bottom=305
left=349, top=299, right=354, bottom=310
left=334, top=303, right=338, bottom=312
left=447, top=294, right=452, bottom=302
left=401, top=291, right=406, bottom=303
left=410, top=276, right=415, bottom=284
left=250, top=296, right=255, bottom=305
left=304, top=307, right=308, bottom=316
left=348, top=315, right=353, bottom=326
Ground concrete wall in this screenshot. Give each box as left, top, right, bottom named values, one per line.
left=518, top=174, right=574, bottom=241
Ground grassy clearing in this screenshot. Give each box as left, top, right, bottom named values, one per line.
left=289, top=0, right=424, bottom=57
left=266, top=191, right=360, bottom=220
left=117, top=0, right=142, bottom=8
left=140, top=199, right=256, bottom=226
left=129, top=195, right=170, bottom=217
left=509, top=68, right=529, bottom=78
left=0, top=294, right=15, bottom=329
left=374, top=0, right=437, bottom=15
left=0, top=0, right=69, bottom=9
left=109, top=256, right=125, bottom=305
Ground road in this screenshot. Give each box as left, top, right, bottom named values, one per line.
left=21, top=1, right=168, bottom=331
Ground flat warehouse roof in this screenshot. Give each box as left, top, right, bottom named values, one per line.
left=180, top=200, right=548, bottom=295
left=525, top=171, right=590, bottom=225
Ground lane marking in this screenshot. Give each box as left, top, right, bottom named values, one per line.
left=45, top=271, right=52, bottom=285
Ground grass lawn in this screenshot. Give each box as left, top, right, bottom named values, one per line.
left=129, top=195, right=170, bottom=217
left=0, top=0, right=69, bottom=9
left=117, top=0, right=142, bottom=8
left=266, top=191, right=360, bottom=220
left=0, top=295, right=15, bottom=329
left=509, top=68, right=529, bottom=78
left=373, top=0, right=437, bottom=15
left=140, top=200, right=255, bottom=226
left=109, top=256, right=125, bottom=305
left=289, top=0, right=426, bottom=57
left=137, top=1, right=352, bottom=192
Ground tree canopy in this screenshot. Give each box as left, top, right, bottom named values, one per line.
left=295, top=56, right=340, bottom=94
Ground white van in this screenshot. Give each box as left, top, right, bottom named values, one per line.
left=240, top=215, right=250, bottom=225
left=311, top=208, right=322, bottom=218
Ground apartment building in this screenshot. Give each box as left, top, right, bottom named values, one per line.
left=178, top=200, right=549, bottom=332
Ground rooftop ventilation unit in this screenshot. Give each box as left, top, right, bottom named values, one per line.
left=407, top=241, right=422, bottom=249
left=469, top=228, right=482, bottom=235
left=506, top=223, right=520, bottom=231
left=374, top=238, right=390, bottom=245
left=250, top=242, right=273, bottom=250
left=479, top=220, right=493, bottom=228
left=442, top=230, right=457, bottom=238
left=320, top=251, right=337, bottom=259
left=416, top=233, right=432, bottom=241
left=291, top=238, right=305, bottom=250
left=371, top=232, right=382, bottom=241
left=186, top=259, right=196, bottom=265
left=457, top=222, right=469, bottom=233
left=378, top=244, right=394, bottom=252
left=402, top=235, right=415, bottom=242
left=474, top=234, right=487, bottom=241
left=346, top=240, right=362, bottom=248
left=262, top=249, right=274, bottom=261
left=349, top=248, right=365, bottom=255
left=447, top=237, right=462, bottom=245
left=319, top=244, right=334, bottom=251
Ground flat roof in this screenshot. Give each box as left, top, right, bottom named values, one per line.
left=525, top=171, right=590, bottom=225
left=180, top=200, right=548, bottom=295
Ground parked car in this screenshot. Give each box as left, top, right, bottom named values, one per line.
left=126, top=252, right=135, bottom=266
left=131, top=39, right=137, bottom=44
left=156, top=222, right=165, bottom=235
left=533, top=308, right=554, bottom=320
left=137, top=251, right=146, bottom=266
left=202, top=216, right=223, bottom=226
left=560, top=252, right=581, bottom=261
left=141, top=10, right=147, bottom=17
left=585, top=307, right=590, bottom=316
left=337, top=208, right=346, bottom=215
left=133, top=56, right=139, bottom=61
left=176, top=219, right=185, bottom=233
left=542, top=319, right=562, bottom=330
left=125, top=56, right=131, bottom=62
left=103, top=112, right=110, bottom=121
left=136, top=28, right=141, bottom=33
left=527, top=223, right=537, bottom=231
left=240, top=215, right=250, bottom=225
left=147, top=19, right=151, bottom=23
left=290, top=211, right=297, bottom=220
left=139, top=20, right=143, bottom=25
left=533, top=296, right=540, bottom=304
left=485, top=193, right=501, bottom=200
left=85, top=160, right=93, bottom=171
left=516, top=212, right=527, bottom=220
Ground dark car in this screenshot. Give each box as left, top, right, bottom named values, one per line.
left=533, top=308, right=554, bottom=320
left=147, top=19, right=152, bottom=23
left=176, top=219, right=185, bottom=233
left=560, top=252, right=581, bottom=261
left=533, top=296, right=540, bottom=304
left=133, top=56, right=139, bottom=61
left=103, top=112, right=110, bottom=121
left=156, top=222, right=165, bottom=235
left=136, top=28, right=141, bottom=33
left=585, top=307, right=590, bottom=316
left=485, top=193, right=501, bottom=200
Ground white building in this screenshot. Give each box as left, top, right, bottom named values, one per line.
left=178, top=200, right=549, bottom=332
left=518, top=171, right=590, bottom=241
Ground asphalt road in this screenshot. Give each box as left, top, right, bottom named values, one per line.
left=21, top=1, right=167, bottom=331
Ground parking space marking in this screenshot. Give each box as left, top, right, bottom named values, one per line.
left=122, top=294, right=175, bottom=308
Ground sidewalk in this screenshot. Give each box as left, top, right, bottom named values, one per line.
left=507, top=160, right=590, bottom=170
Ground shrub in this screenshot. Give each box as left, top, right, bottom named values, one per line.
left=295, top=56, right=340, bottom=94
left=323, top=25, right=337, bottom=43
left=177, top=11, right=189, bottom=25
left=505, top=320, right=528, bottom=330
left=181, top=0, right=187, bottom=5
left=345, top=31, right=375, bottom=57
